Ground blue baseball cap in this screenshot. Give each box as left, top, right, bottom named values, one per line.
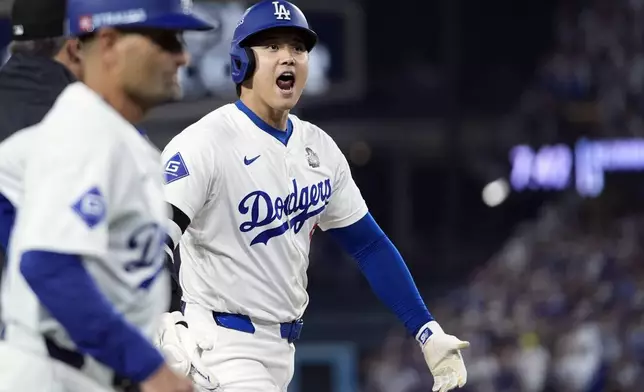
left=66, top=0, right=214, bottom=36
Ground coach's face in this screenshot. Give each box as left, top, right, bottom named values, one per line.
left=249, top=28, right=309, bottom=111
left=113, top=28, right=189, bottom=107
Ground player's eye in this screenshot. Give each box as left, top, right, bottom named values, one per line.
left=266, top=44, right=280, bottom=51
left=293, top=43, right=306, bottom=53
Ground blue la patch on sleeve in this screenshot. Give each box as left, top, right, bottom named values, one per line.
left=163, top=152, right=190, bottom=184
left=71, top=186, right=106, bottom=229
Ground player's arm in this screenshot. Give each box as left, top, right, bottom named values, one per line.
left=317, top=148, right=433, bottom=336
left=161, top=136, right=218, bottom=311
left=17, top=140, right=165, bottom=383
left=319, top=142, right=468, bottom=391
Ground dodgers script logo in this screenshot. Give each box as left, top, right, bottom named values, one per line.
left=239, top=178, right=332, bottom=245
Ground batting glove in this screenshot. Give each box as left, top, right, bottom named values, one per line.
left=154, top=312, right=222, bottom=391
left=417, top=321, right=469, bottom=392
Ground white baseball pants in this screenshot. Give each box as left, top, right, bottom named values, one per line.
left=183, top=302, right=296, bottom=392
left=0, top=342, right=115, bottom=392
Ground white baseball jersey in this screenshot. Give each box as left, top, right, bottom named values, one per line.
left=0, top=126, right=32, bottom=207
left=1, top=83, right=170, bottom=357
left=162, top=101, right=368, bottom=323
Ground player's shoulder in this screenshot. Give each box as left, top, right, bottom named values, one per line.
left=183, top=103, right=241, bottom=138
left=290, top=114, right=340, bottom=150
left=170, top=104, right=235, bottom=147
left=164, top=103, right=240, bottom=154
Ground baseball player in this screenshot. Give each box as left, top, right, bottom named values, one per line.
left=159, top=1, right=469, bottom=392
left=0, top=0, right=215, bottom=391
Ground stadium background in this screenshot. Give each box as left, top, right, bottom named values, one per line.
left=2, top=0, right=644, bottom=391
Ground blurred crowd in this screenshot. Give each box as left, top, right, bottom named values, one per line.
left=365, top=190, right=644, bottom=392
left=364, top=0, right=644, bottom=391
left=509, top=0, right=644, bottom=145
left=365, top=195, right=644, bottom=392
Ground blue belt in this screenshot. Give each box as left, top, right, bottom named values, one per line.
left=212, top=312, right=303, bottom=343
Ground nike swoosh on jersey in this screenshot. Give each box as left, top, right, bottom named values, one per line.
left=244, top=155, right=260, bottom=165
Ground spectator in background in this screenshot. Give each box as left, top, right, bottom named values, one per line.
left=0, top=0, right=83, bottom=141
left=0, top=0, right=83, bottom=278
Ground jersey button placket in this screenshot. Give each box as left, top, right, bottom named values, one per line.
left=284, top=153, right=297, bottom=247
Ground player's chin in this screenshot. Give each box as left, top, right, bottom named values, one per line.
left=273, top=86, right=301, bottom=110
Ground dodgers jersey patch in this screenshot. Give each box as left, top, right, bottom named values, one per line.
left=71, top=186, right=106, bottom=228
left=164, top=152, right=190, bottom=184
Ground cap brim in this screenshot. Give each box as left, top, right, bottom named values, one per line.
left=129, top=13, right=214, bottom=32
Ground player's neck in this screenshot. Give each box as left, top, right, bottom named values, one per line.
left=240, top=96, right=289, bottom=131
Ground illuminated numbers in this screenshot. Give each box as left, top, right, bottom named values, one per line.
left=509, top=145, right=534, bottom=191
left=509, top=144, right=572, bottom=191
left=534, top=144, right=572, bottom=189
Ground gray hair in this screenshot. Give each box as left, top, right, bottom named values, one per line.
left=9, top=37, right=68, bottom=58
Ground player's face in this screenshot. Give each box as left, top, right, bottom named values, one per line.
left=249, top=29, right=309, bottom=111
left=115, top=29, right=189, bottom=107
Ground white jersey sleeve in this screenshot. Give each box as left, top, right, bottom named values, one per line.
left=318, top=138, right=369, bottom=231
left=18, top=137, right=118, bottom=259
left=161, top=128, right=220, bottom=223
left=0, top=126, right=35, bottom=205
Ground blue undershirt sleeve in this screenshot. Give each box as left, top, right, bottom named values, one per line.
left=326, top=213, right=434, bottom=336
left=20, top=250, right=164, bottom=382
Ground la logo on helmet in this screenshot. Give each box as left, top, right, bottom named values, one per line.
left=272, top=1, right=291, bottom=20
left=180, top=0, right=193, bottom=14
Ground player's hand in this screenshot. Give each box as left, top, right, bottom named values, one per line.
left=141, top=363, right=194, bottom=392
left=154, top=312, right=221, bottom=391
left=154, top=312, right=193, bottom=376
left=417, top=321, right=469, bottom=392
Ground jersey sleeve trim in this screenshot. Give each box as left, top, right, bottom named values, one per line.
left=319, top=206, right=369, bottom=231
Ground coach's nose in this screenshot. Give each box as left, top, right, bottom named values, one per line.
left=174, top=50, right=190, bottom=68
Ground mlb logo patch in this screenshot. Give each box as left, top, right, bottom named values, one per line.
left=71, top=186, right=106, bottom=228
left=79, top=15, right=94, bottom=33
left=164, top=152, right=190, bottom=184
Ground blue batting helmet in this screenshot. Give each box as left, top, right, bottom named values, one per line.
left=230, top=0, right=317, bottom=85
left=66, top=0, right=214, bottom=36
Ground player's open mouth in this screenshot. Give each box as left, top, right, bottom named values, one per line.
left=276, top=72, right=295, bottom=91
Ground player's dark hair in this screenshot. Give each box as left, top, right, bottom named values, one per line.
left=236, top=83, right=242, bottom=98
left=9, top=37, right=67, bottom=57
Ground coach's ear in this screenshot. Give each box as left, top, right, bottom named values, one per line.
left=66, top=39, right=83, bottom=64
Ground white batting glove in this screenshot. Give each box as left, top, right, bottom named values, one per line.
left=417, top=321, right=469, bottom=392
left=154, top=312, right=222, bottom=391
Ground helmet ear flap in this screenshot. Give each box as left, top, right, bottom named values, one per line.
left=230, top=45, right=257, bottom=85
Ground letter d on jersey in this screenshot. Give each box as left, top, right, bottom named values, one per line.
left=164, top=152, right=190, bottom=184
